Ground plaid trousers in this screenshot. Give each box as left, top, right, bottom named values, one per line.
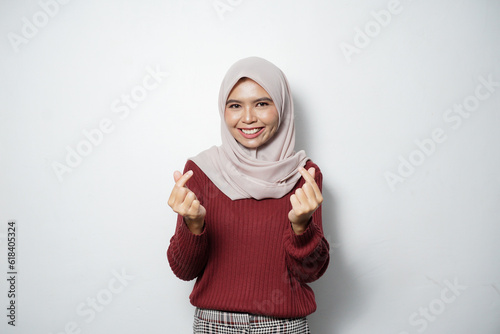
left=193, top=308, right=311, bottom=334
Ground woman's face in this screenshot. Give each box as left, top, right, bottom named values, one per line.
left=224, top=78, right=279, bottom=149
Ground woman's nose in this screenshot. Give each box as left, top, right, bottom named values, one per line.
left=242, top=107, right=256, bottom=123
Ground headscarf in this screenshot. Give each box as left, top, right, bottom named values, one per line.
left=190, top=56, right=309, bottom=200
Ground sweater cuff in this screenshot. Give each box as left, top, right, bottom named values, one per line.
left=283, top=220, right=323, bottom=259
left=171, top=215, right=208, bottom=266
left=167, top=216, right=208, bottom=281
left=177, top=216, right=207, bottom=244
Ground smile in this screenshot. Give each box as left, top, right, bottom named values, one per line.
left=239, top=127, right=264, bottom=138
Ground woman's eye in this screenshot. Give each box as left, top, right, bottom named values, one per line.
left=228, top=104, right=240, bottom=109
left=256, top=102, right=268, bottom=107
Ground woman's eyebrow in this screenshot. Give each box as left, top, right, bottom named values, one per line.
left=226, top=96, right=273, bottom=105
left=254, top=97, right=273, bottom=103
left=226, top=97, right=274, bottom=106
left=226, top=99, right=241, bottom=105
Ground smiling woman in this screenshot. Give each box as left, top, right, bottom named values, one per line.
left=224, top=78, right=279, bottom=149
left=166, top=57, right=329, bottom=334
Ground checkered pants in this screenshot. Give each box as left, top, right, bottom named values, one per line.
left=193, top=308, right=311, bottom=334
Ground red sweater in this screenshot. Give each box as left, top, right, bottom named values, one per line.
left=167, top=159, right=330, bottom=318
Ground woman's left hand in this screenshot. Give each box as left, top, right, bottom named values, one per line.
left=288, top=167, right=323, bottom=235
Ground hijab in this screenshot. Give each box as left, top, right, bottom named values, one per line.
left=190, top=56, right=309, bottom=200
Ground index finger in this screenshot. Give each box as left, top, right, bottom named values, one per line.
left=299, top=167, right=320, bottom=189
left=175, top=170, right=194, bottom=188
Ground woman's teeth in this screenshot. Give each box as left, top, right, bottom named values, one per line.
left=241, top=128, right=262, bottom=135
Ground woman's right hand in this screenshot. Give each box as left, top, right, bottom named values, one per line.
left=167, top=170, right=206, bottom=235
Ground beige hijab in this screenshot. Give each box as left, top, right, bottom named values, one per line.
left=190, top=57, right=309, bottom=200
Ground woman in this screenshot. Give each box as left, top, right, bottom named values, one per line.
left=167, top=57, right=329, bottom=333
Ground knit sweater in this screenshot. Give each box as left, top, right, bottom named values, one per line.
left=167, top=159, right=330, bottom=318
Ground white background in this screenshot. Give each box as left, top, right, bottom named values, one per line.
left=1, top=0, right=499, bottom=333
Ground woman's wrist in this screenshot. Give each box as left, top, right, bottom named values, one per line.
left=185, top=217, right=205, bottom=235
left=291, top=220, right=309, bottom=235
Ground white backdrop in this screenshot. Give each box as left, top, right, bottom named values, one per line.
left=1, top=0, right=499, bottom=333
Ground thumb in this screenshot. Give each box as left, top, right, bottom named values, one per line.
left=173, top=170, right=182, bottom=182
left=307, top=167, right=315, bottom=179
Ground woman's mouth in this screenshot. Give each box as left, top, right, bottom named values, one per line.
left=239, top=127, right=264, bottom=139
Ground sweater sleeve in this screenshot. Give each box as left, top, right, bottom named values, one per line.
left=166, top=161, right=209, bottom=281
left=283, top=163, right=330, bottom=283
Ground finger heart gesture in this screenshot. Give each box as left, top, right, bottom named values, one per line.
left=288, top=167, right=323, bottom=233
left=167, top=170, right=206, bottom=234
